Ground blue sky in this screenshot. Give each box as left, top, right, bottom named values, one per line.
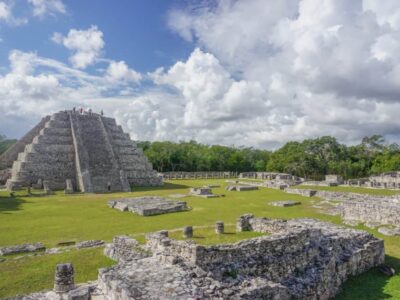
left=1, top=0, right=400, bottom=149
left=0, top=1, right=192, bottom=74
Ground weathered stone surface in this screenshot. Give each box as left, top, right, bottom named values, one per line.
left=183, top=226, right=193, bottom=238
left=17, top=215, right=385, bottom=300
left=285, top=188, right=317, bottom=197
left=75, top=240, right=104, bottom=249
left=108, top=196, right=188, bottom=216
left=104, top=236, right=150, bottom=262
left=54, top=263, right=74, bottom=293
left=43, top=180, right=53, bottom=195
left=215, top=221, right=224, bottom=234
left=64, top=179, right=73, bottom=194
left=190, top=187, right=219, bottom=198
left=5, top=110, right=162, bottom=192
left=378, top=227, right=400, bottom=236
left=0, top=243, right=45, bottom=256
left=225, top=185, right=258, bottom=191
left=96, top=216, right=384, bottom=300
left=270, top=200, right=301, bottom=207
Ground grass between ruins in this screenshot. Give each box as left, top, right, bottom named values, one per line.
left=0, top=180, right=399, bottom=299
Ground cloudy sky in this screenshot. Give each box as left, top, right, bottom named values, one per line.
left=1, top=0, right=400, bottom=149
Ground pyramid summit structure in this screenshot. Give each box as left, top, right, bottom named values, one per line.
left=3, top=110, right=162, bottom=192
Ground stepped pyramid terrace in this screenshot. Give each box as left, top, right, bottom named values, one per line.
left=1, top=110, right=162, bottom=192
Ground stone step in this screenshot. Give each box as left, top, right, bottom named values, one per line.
left=51, top=111, right=69, bottom=121
left=112, top=139, right=135, bottom=147
left=40, top=127, right=72, bottom=136
left=20, top=152, right=75, bottom=163
left=33, top=134, right=73, bottom=145
left=25, top=143, right=74, bottom=154
left=45, top=119, right=71, bottom=129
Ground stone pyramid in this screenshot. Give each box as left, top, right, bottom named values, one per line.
left=4, top=110, right=162, bottom=192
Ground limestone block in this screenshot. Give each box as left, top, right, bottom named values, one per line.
left=65, top=179, right=74, bottom=194
left=54, top=263, right=74, bottom=293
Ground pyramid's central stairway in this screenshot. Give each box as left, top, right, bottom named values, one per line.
left=5, top=111, right=162, bottom=192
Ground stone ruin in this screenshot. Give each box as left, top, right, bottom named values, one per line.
left=239, top=172, right=304, bottom=190
left=367, top=171, right=400, bottom=189
left=14, top=214, right=385, bottom=299
left=108, top=196, right=189, bottom=216
left=190, top=187, right=219, bottom=198
left=301, top=174, right=344, bottom=187
left=1, top=110, right=162, bottom=192
left=285, top=188, right=400, bottom=235
left=225, top=185, right=258, bottom=191
left=270, top=200, right=301, bottom=207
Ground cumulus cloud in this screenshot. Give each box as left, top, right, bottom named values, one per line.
left=52, top=26, right=104, bottom=69
left=163, top=0, right=400, bottom=146
left=152, top=48, right=269, bottom=128
left=106, top=60, right=142, bottom=83
left=28, top=0, right=66, bottom=18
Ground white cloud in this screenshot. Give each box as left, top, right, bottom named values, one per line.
left=52, top=26, right=104, bottom=69
left=152, top=48, right=269, bottom=128
left=106, top=60, right=142, bottom=83
left=0, top=1, right=28, bottom=26
left=163, top=0, right=400, bottom=146
left=28, top=0, right=66, bottom=18
left=0, top=2, right=11, bottom=20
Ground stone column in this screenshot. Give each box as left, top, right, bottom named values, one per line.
left=183, top=226, right=193, bottom=238
left=215, top=221, right=224, bottom=234
left=236, top=214, right=254, bottom=232
left=54, top=263, right=74, bottom=293
left=43, top=180, right=53, bottom=195
left=65, top=179, right=74, bottom=194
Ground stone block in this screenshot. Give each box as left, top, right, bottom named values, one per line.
left=54, top=263, right=74, bottom=293
left=76, top=240, right=104, bottom=249
left=183, top=226, right=193, bottom=238
left=109, top=196, right=188, bottom=216
left=270, top=201, right=301, bottom=207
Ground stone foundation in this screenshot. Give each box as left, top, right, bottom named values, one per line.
left=108, top=196, right=189, bottom=216
left=16, top=214, right=385, bottom=300
left=98, top=216, right=384, bottom=299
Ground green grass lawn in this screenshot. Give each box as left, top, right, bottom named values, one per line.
left=0, top=180, right=399, bottom=299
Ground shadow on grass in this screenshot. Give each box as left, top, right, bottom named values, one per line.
left=0, top=196, right=27, bottom=213
left=335, top=254, right=400, bottom=299
left=133, top=182, right=190, bottom=192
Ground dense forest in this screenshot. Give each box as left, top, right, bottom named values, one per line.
left=138, top=135, right=400, bottom=180
left=1, top=133, right=399, bottom=180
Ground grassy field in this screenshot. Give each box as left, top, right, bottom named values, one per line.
left=0, top=180, right=399, bottom=299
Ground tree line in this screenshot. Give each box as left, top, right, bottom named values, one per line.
left=1, top=133, right=399, bottom=180
left=138, top=135, right=400, bottom=179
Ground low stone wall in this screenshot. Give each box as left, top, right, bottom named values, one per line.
left=341, top=200, right=400, bottom=226
left=285, top=188, right=317, bottom=197
left=162, top=171, right=237, bottom=180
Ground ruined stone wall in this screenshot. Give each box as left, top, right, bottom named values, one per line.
left=145, top=216, right=384, bottom=299
left=163, top=171, right=236, bottom=180
left=341, top=200, right=400, bottom=226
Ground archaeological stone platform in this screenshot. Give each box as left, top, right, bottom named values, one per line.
left=3, top=110, right=162, bottom=192
left=108, top=196, right=188, bottom=216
